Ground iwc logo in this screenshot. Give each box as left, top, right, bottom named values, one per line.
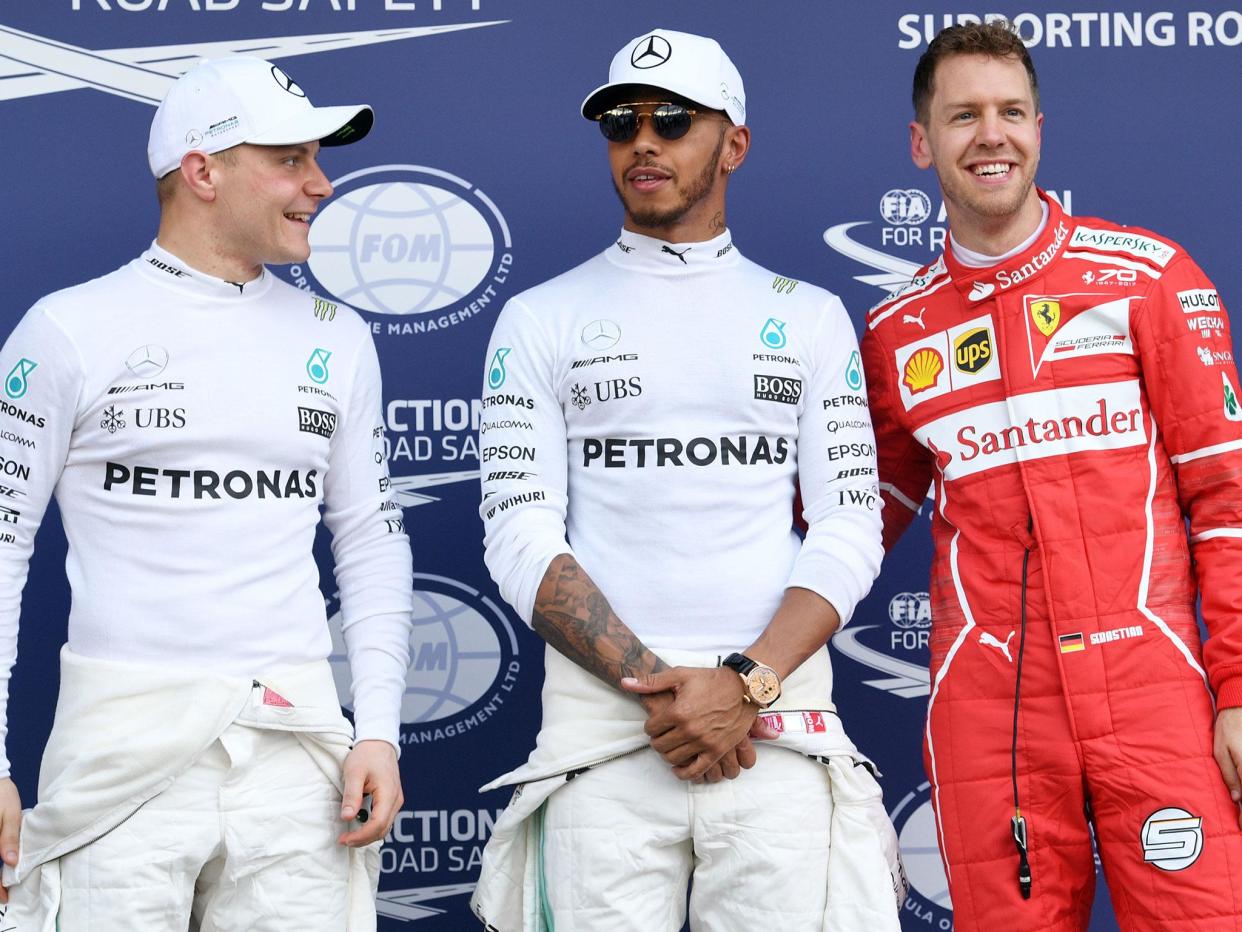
left=326, top=573, right=522, bottom=747
left=296, top=165, right=515, bottom=338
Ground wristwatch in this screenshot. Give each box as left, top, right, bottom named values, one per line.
left=722, top=653, right=782, bottom=708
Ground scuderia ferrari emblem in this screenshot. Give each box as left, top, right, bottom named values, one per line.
left=1030, top=298, right=1062, bottom=336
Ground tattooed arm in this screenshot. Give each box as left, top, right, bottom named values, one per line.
left=531, top=553, right=668, bottom=692
left=533, top=553, right=757, bottom=783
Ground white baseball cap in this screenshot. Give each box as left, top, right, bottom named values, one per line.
left=148, top=56, right=373, bottom=178
left=580, top=29, right=746, bottom=126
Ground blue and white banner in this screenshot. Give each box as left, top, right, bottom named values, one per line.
left=2, top=3, right=1240, bottom=928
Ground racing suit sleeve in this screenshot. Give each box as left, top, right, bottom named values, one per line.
left=1131, top=253, right=1242, bottom=708
left=0, top=306, right=82, bottom=779
left=784, top=297, right=883, bottom=626
left=322, top=329, right=413, bottom=750
left=860, top=323, right=934, bottom=552
left=479, top=298, right=575, bottom=625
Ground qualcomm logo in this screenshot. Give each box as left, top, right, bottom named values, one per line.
left=297, top=165, right=514, bottom=335
left=0, top=22, right=505, bottom=107
left=823, top=188, right=1073, bottom=296
left=832, top=591, right=931, bottom=698
left=326, top=573, right=521, bottom=743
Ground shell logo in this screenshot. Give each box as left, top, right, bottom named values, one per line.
left=903, top=348, right=944, bottom=393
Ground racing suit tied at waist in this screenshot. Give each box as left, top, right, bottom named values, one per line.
left=4, top=646, right=380, bottom=932
left=470, top=644, right=906, bottom=930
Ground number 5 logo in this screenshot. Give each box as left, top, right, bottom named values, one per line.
left=1140, top=807, right=1203, bottom=871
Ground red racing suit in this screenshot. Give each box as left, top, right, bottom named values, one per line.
left=861, top=191, right=1242, bottom=931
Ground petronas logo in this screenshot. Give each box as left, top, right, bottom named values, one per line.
left=488, top=348, right=511, bottom=390
left=759, top=318, right=787, bottom=350
left=306, top=348, right=332, bottom=385
left=5, top=359, right=36, bottom=400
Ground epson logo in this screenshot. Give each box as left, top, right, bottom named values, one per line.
left=482, top=445, right=535, bottom=463
left=825, top=442, right=876, bottom=462
left=103, top=462, right=319, bottom=499
left=571, top=354, right=639, bottom=370
left=754, top=374, right=802, bottom=405
left=298, top=406, right=337, bottom=439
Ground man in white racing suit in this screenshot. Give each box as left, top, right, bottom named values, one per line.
left=470, top=28, right=904, bottom=932
left=0, top=57, right=413, bottom=931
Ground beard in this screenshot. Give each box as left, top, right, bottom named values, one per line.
left=613, top=128, right=726, bottom=230
left=936, top=157, right=1039, bottom=222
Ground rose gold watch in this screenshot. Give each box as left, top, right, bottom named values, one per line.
left=722, top=652, right=782, bottom=708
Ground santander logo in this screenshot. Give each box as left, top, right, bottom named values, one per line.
left=914, top=381, right=1147, bottom=480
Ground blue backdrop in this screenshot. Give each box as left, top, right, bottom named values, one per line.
left=2, top=2, right=1240, bottom=928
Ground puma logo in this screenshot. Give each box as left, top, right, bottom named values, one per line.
left=979, top=630, right=1016, bottom=663
left=902, top=306, right=927, bottom=329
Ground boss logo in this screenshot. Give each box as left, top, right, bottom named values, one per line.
left=754, top=374, right=802, bottom=405
left=298, top=406, right=337, bottom=439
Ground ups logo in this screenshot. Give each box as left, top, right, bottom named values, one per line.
left=954, top=328, right=993, bottom=374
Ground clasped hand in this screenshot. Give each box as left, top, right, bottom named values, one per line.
left=622, top=666, right=778, bottom=783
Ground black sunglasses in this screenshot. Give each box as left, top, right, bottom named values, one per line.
left=594, top=102, right=707, bottom=143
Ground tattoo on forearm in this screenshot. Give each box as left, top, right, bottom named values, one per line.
left=532, top=555, right=667, bottom=687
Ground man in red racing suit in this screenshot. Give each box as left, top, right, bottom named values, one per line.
left=861, top=21, right=1242, bottom=932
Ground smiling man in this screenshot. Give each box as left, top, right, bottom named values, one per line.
left=469, top=28, right=903, bottom=932
left=0, top=57, right=413, bottom=930
left=862, top=21, right=1242, bottom=932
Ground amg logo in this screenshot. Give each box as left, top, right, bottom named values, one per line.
left=298, top=406, right=337, bottom=438
left=108, top=382, right=185, bottom=395
left=754, top=374, right=802, bottom=405
left=571, top=354, right=639, bottom=370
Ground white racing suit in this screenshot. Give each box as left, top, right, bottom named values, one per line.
left=470, top=646, right=906, bottom=931
left=2, top=648, right=381, bottom=932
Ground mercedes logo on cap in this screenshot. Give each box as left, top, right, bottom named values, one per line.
left=125, top=344, right=169, bottom=377
left=581, top=319, right=622, bottom=349
left=270, top=65, right=306, bottom=98
left=631, top=35, right=672, bottom=69
left=185, top=130, right=203, bottom=147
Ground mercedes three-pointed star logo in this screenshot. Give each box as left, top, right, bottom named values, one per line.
left=270, top=65, right=307, bottom=98
left=581, top=319, right=622, bottom=349
left=125, top=344, right=169, bottom=377
left=631, top=35, right=672, bottom=69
